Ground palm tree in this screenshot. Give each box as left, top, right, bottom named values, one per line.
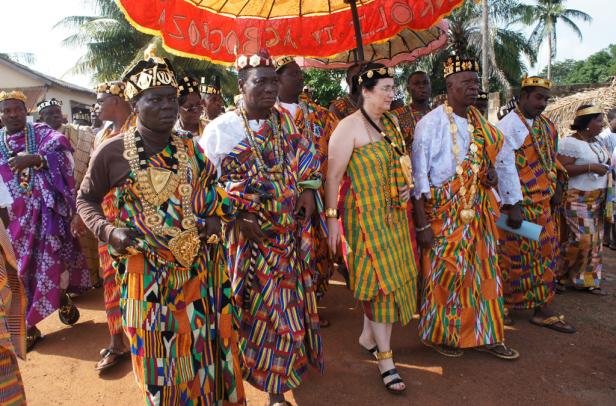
left=55, top=0, right=236, bottom=95
left=512, top=0, right=591, bottom=80
left=0, top=52, right=36, bottom=65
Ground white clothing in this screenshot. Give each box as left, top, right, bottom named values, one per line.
left=279, top=102, right=299, bottom=118
left=411, top=105, right=519, bottom=201
left=558, top=136, right=609, bottom=191
left=0, top=178, right=13, bottom=208
left=494, top=111, right=531, bottom=205
left=200, top=111, right=265, bottom=175
left=599, top=128, right=616, bottom=155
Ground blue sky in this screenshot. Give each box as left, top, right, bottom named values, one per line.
left=1, top=0, right=614, bottom=87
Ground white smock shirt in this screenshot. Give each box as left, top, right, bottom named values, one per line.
left=558, top=136, right=609, bottom=191
left=0, top=177, right=13, bottom=208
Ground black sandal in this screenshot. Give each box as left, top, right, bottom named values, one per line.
left=376, top=350, right=406, bottom=394
left=26, top=327, right=44, bottom=352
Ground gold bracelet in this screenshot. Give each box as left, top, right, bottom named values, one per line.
left=325, top=208, right=338, bottom=218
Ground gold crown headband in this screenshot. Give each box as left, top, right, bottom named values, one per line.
left=96, top=82, right=126, bottom=99
left=178, top=76, right=199, bottom=96
left=235, top=54, right=273, bottom=71
left=36, top=98, right=62, bottom=112
left=0, top=90, right=27, bottom=103
left=521, top=76, right=552, bottom=90
left=358, top=67, right=395, bottom=84
left=443, top=56, right=480, bottom=78
left=575, top=105, right=603, bottom=117
left=274, top=56, right=295, bottom=71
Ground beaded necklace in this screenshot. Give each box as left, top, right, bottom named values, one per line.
left=0, top=123, right=37, bottom=194
left=587, top=139, right=608, bottom=164
left=514, top=107, right=555, bottom=180
left=444, top=102, right=480, bottom=225
left=238, top=107, right=285, bottom=181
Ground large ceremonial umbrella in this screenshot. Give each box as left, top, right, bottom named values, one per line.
left=115, top=0, right=465, bottom=65
left=296, top=20, right=448, bottom=69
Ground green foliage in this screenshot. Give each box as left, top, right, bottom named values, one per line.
left=540, top=44, right=616, bottom=84
left=303, top=69, right=345, bottom=107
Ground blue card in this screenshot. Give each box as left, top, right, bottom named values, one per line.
left=496, top=214, right=542, bottom=242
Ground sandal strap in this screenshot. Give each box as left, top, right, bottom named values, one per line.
left=385, top=378, right=404, bottom=389
left=542, top=315, right=565, bottom=326
left=381, top=368, right=400, bottom=379
left=375, top=350, right=393, bottom=360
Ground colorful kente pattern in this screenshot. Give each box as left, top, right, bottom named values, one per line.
left=391, top=104, right=428, bottom=147
left=560, top=189, right=605, bottom=288
left=294, top=94, right=338, bottom=298
left=330, top=95, right=358, bottom=120
left=114, top=134, right=244, bottom=405
left=498, top=114, right=559, bottom=309
left=99, top=190, right=122, bottom=335
left=220, top=106, right=323, bottom=394
left=419, top=107, right=506, bottom=349
left=341, top=112, right=418, bottom=325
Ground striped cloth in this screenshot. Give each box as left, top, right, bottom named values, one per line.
left=220, top=107, right=323, bottom=394
left=390, top=104, right=428, bottom=147
left=294, top=95, right=339, bottom=298
left=330, top=95, right=358, bottom=119
left=0, top=222, right=26, bottom=405
left=99, top=190, right=122, bottom=335
left=498, top=114, right=559, bottom=309
left=559, top=188, right=606, bottom=288
left=341, top=113, right=418, bottom=325
left=114, top=134, right=244, bottom=405
left=419, top=107, right=505, bottom=349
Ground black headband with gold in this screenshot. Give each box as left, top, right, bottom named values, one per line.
left=96, top=81, right=127, bottom=100
left=444, top=54, right=480, bottom=78
left=178, top=75, right=199, bottom=97
left=36, top=98, right=62, bottom=113
left=274, top=56, right=295, bottom=71
left=72, top=111, right=90, bottom=121
left=122, top=45, right=178, bottom=100
left=200, top=76, right=221, bottom=95
left=358, top=67, right=395, bottom=84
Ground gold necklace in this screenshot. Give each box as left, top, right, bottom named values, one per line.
left=123, top=128, right=201, bottom=268
left=444, top=102, right=480, bottom=225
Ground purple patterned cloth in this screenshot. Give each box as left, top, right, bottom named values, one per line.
left=0, top=123, right=90, bottom=327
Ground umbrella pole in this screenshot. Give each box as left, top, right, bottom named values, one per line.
left=346, top=0, right=364, bottom=63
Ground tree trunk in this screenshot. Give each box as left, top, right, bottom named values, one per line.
left=547, top=36, right=552, bottom=80
left=481, top=0, right=490, bottom=91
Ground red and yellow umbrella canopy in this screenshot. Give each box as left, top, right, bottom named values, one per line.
left=116, top=0, right=465, bottom=65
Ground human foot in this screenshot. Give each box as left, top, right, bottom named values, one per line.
left=375, top=350, right=406, bottom=393
left=358, top=333, right=378, bottom=358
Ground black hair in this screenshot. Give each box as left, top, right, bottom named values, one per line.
left=520, top=86, right=543, bottom=97
left=607, top=107, right=616, bottom=121
left=179, top=91, right=200, bottom=107
left=276, top=64, right=291, bottom=76
left=407, top=70, right=428, bottom=83
left=358, top=62, right=388, bottom=92
left=570, top=104, right=601, bottom=131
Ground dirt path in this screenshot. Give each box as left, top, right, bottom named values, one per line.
left=20, top=253, right=616, bottom=405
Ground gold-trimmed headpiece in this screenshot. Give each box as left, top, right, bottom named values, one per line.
left=122, top=44, right=178, bottom=100
left=443, top=54, right=480, bottom=78
left=521, top=76, right=552, bottom=90
left=178, top=75, right=199, bottom=97
left=274, top=56, right=295, bottom=71
left=358, top=67, right=395, bottom=84
left=200, top=76, right=221, bottom=95
left=234, top=49, right=273, bottom=71
left=575, top=105, right=603, bottom=117
left=0, top=90, right=27, bottom=103
left=36, top=98, right=62, bottom=113
left=96, top=81, right=127, bottom=100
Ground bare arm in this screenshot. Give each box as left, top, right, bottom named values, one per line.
left=558, top=153, right=607, bottom=177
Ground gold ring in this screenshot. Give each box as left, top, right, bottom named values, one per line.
left=206, top=234, right=220, bottom=244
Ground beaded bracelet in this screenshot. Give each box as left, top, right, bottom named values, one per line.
left=416, top=223, right=431, bottom=232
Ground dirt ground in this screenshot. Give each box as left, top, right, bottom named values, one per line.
left=19, top=251, right=616, bottom=406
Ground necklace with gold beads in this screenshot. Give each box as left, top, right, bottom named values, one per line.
left=444, top=102, right=480, bottom=225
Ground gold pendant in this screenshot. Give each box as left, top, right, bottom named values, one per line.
left=460, top=208, right=474, bottom=224
left=399, top=154, right=413, bottom=187
left=168, top=228, right=201, bottom=268
left=139, top=167, right=180, bottom=206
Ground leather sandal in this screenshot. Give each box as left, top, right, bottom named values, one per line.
left=376, top=350, right=406, bottom=394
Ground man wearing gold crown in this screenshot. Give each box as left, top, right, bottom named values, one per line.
left=0, top=91, right=90, bottom=351
left=201, top=51, right=323, bottom=406
left=200, top=75, right=225, bottom=124
left=495, top=76, right=575, bottom=333
left=77, top=50, right=245, bottom=405
left=411, top=55, right=520, bottom=360
left=274, top=56, right=338, bottom=324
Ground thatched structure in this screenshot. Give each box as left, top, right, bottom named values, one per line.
left=544, top=78, right=616, bottom=137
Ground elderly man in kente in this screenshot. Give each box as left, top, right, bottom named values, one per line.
left=326, top=63, right=418, bottom=394
left=411, top=55, right=519, bottom=360
left=88, top=80, right=134, bottom=372
left=0, top=178, right=27, bottom=405
left=329, top=64, right=362, bottom=120
left=0, top=91, right=90, bottom=352
left=38, top=97, right=101, bottom=285
left=76, top=51, right=245, bottom=405
left=176, top=75, right=206, bottom=137
left=275, top=56, right=339, bottom=327
left=200, top=75, right=225, bottom=125
left=391, top=71, right=432, bottom=146
left=557, top=105, right=610, bottom=297
left=201, top=50, right=323, bottom=406
left=495, top=76, right=575, bottom=333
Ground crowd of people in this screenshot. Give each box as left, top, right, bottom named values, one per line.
left=0, top=46, right=613, bottom=405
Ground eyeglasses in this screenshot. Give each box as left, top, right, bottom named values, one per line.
left=180, top=105, right=203, bottom=113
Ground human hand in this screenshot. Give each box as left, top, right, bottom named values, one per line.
left=199, top=216, right=222, bottom=243
left=481, top=166, right=498, bottom=188
left=327, top=218, right=340, bottom=256
left=238, top=212, right=265, bottom=243
left=109, top=228, right=141, bottom=255
left=70, top=214, right=88, bottom=238
left=416, top=226, right=434, bottom=249
left=590, top=163, right=609, bottom=176
left=8, top=154, right=41, bottom=173
left=399, top=184, right=411, bottom=202
left=295, top=190, right=316, bottom=221
left=506, top=204, right=523, bottom=229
